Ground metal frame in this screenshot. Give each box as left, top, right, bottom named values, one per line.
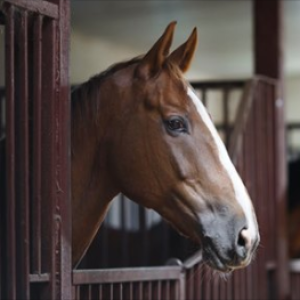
left=0, top=0, right=71, bottom=299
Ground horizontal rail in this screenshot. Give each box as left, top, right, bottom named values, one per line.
left=190, top=79, right=246, bottom=90
left=3, top=0, right=58, bottom=19
left=183, top=250, right=203, bottom=270
left=73, top=251, right=204, bottom=286
left=73, top=266, right=183, bottom=285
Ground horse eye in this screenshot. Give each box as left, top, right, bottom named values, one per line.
left=168, top=120, right=184, bottom=130
left=164, top=117, right=188, bottom=134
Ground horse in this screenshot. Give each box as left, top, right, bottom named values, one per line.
left=71, top=21, right=260, bottom=271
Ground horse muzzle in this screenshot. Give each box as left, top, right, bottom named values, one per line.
left=199, top=212, right=260, bottom=272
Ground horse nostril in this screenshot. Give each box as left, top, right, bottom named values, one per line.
left=238, top=232, right=246, bottom=247
left=237, top=228, right=252, bottom=253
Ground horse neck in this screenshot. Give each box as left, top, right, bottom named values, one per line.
left=71, top=79, right=121, bottom=265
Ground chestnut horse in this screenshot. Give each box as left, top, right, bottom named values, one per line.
left=72, top=22, right=260, bottom=271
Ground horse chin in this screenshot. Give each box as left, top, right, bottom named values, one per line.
left=203, top=253, right=234, bottom=273
left=202, top=247, right=235, bottom=273
left=201, top=239, right=254, bottom=273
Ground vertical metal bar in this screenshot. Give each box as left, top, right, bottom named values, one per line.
left=179, top=273, right=186, bottom=300
left=195, top=265, right=202, bottom=300
left=170, top=281, right=178, bottom=300
left=290, top=274, right=294, bottom=300
left=5, top=4, right=16, bottom=299
left=129, top=282, right=133, bottom=300
left=203, top=265, right=211, bottom=300
left=98, top=284, right=103, bottom=300
left=155, top=281, right=161, bottom=300
left=161, top=281, right=166, bottom=300
left=15, top=10, right=30, bottom=299
left=266, top=84, right=277, bottom=261
left=273, top=81, right=290, bottom=300
left=146, top=282, right=152, bottom=300
left=165, top=281, right=170, bottom=300
left=242, top=85, right=255, bottom=300
left=242, top=269, right=248, bottom=300
left=244, top=85, right=256, bottom=300
left=71, top=286, right=76, bottom=300
left=31, top=14, right=43, bottom=275
left=138, top=282, right=143, bottom=300
left=251, top=83, right=260, bottom=300
left=219, top=276, right=226, bottom=300
left=261, top=83, right=272, bottom=300
left=41, top=17, right=56, bottom=298
left=255, top=83, right=264, bottom=300
left=51, top=0, right=72, bottom=297
left=261, top=83, right=269, bottom=299
left=261, top=83, right=271, bottom=300
left=298, top=273, right=300, bottom=300
left=245, top=265, right=252, bottom=300
left=119, top=283, right=123, bottom=300
left=186, top=269, right=193, bottom=300
left=110, top=283, right=114, bottom=300
left=237, top=119, right=247, bottom=300
left=75, top=285, right=80, bottom=300
left=212, top=271, right=220, bottom=300
left=88, top=284, right=92, bottom=300
left=228, top=274, right=234, bottom=300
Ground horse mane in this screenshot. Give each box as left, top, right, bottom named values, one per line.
left=70, top=55, right=143, bottom=146
left=71, top=56, right=143, bottom=108
left=70, top=54, right=182, bottom=108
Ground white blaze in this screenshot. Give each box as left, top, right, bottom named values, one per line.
left=187, top=87, right=257, bottom=238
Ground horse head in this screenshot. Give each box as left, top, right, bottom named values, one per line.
left=107, top=22, right=260, bottom=272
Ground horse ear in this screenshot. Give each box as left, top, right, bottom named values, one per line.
left=168, top=27, right=198, bottom=73
left=136, top=21, right=177, bottom=79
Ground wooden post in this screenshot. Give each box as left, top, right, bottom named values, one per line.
left=253, top=1, right=290, bottom=300
left=254, top=0, right=283, bottom=81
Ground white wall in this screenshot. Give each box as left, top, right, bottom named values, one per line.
left=285, top=75, right=300, bottom=150
left=285, top=75, right=300, bottom=122
left=70, top=30, right=140, bottom=84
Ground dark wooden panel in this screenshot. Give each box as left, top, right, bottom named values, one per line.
left=253, top=0, right=283, bottom=81
left=4, top=4, right=17, bottom=299
left=15, top=10, right=30, bottom=299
